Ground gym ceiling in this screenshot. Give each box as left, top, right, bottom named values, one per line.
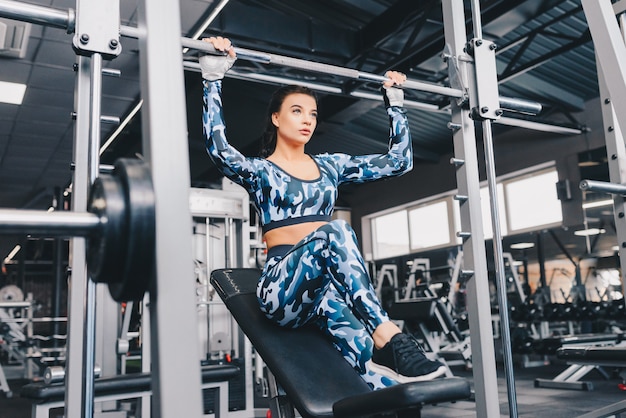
left=0, top=0, right=611, bottom=266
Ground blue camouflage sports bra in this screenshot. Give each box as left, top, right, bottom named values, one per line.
left=202, top=80, right=413, bottom=234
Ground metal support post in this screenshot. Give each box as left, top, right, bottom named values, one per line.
left=583, top=0, right=626, bottom=311
left=141, top=293, right=151, bottom=418
left=468, top=0, right=518, bottom=415
left=136, top=0, right=203, bottom=416
left=52, top=187, right=64, bottom=352
left=583, top=0, right=626, bottom=138
left=64, top=54, right=93, bottom=418
left=64, top=0, right=122, bottom=415
left=441, top=1, right=501, bottom=417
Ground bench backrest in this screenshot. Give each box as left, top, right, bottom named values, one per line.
left=210, top=268, right=372, bottom=418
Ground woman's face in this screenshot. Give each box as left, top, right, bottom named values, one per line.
left=272, top=93, right=318, bottom=146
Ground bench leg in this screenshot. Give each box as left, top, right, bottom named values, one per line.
left=32, top=399, right=64, bottom=418
left=267, top=370, right=295, bottom=418
left=216, top=381, right=229, bottom=418
left=0, top=361, right=11, bottom=397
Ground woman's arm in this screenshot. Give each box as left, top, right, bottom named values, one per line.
left=203, top=79, right=260, bottom=192
left=200, top=36, right=261, bottom=192
left=329, top=72, right=413, bottom=184
left=330, top=103, right=413, bottom=184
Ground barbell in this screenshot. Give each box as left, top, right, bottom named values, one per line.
left=0, top=158, right=154, bottom=302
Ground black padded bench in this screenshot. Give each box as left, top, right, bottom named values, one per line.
left=557, top=345, right=626, bottom=368
left=555, top=346, right=626, bottom=418
left=533, top=333, right=621, bottom=356
left=533, top=334, right=624, bottom=391
left=21, top=363, right=239, bottom=418
left=210, top=268, right=471, bottom=418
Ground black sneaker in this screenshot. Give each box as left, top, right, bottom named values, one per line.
left=368, top=333, right=447, bottom=383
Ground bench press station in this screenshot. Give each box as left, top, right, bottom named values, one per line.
left=533, top=333, right=624, bottom=391
left=210, top=268, right=471, bottom=418
left=556, top=346, right=626, bottom=418
left=20, top=364, right=240, bottom=418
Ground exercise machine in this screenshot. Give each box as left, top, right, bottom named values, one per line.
left=557, top=345, right=626, bottom=417
left=210, top=268, right=471, bottom=418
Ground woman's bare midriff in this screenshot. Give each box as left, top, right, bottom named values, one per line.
left=264, top=221, right=329, bottom=249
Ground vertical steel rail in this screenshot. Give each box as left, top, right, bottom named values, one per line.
left=482, top=120, right=519, bottom=416
left=64, top=55, right=93, bottom=418
left=141, top=292, right=152, bottom=418
left=583, top=0, right=626, bottom=317
left=583, top=0, right=626, bottom=138
left=470, top=0, right=519, bottom=415
left=441, top=1, right=501, bottom=416
left=52, top=188, right=64, bottom=351
left=65, top=51, right=105, bottom=418
left=84, top=52, right=104, bottom=418
left=136, top=0, right=203, bottom=416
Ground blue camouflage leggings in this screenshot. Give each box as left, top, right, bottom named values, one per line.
left=257, top=219, right=397, bottom=389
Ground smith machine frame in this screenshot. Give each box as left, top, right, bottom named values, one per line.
left=7, top=0, right=623, bottom=417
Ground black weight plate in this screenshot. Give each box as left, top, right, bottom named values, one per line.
left=86, top=173, right=128, bottom=283
left=107, top=158, right=156, bottom=302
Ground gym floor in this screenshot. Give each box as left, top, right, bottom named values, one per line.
left=0, top=360, right=624, bottom=418
left=423, top=360, right=626, bottom=418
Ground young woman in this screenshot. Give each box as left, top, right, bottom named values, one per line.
left=200, top=36, right=446, bottom=389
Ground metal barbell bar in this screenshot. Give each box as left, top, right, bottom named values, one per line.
left=0, top=210, right=100, bottom=236
left=179, top=38, right=542, bottom=116
left=0, top=159, right=155, bottom=302
left=0, top=0, right=542, bottom=116
left=580, top=179, right=626, bottom=196
left=0, top=0, right=75, bottom=32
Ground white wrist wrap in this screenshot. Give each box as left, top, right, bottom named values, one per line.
left=199, top=54, right=236, bottom=81
left=383, top=85, right=404, bottom=108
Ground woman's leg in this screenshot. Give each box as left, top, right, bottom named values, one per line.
left=257, top=219, right=388, bottom=332
left=314, top=280, right=398, bottom=389
left=258, top=219, right=446, bottom=385
left=258, top=220, right=396, bottom=387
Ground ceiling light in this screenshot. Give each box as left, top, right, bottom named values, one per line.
left=574, top=228, right=606, bottom=236
left=578, top=160, right=601, bottom=167
left=510, top=242, right=535, bottom=249
left=582, top=199, right=613, bottom=209
left=0, top=80, right=26, bottom=105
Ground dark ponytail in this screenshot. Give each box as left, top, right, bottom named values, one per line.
left=259, top=85, right=318, bottom=158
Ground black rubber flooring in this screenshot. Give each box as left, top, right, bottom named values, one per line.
left=0, top=360, right=625, bottom=417
left=422, top=360, right=626, bottom=417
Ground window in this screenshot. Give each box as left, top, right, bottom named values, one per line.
left=372, top=210, right=409, bottom=259
left=505, top=169, right=562, bottom=232
left=409, top=200, right=452, bottom=250
left=365, top=163, right=562, bottom=260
